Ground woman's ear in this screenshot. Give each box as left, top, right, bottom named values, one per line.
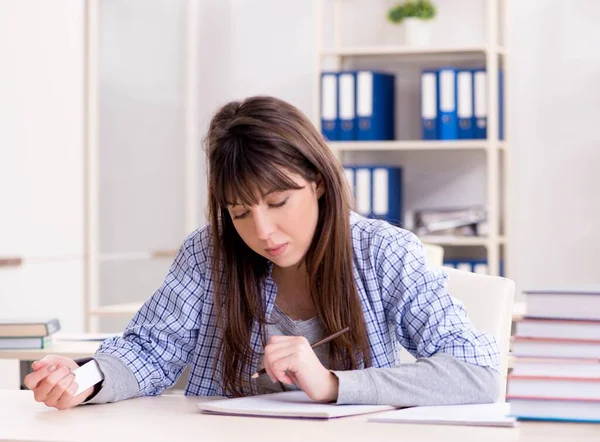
left=315, top=175, right=325, bottom=198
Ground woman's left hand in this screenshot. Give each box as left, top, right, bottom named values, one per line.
left=262, top=335, right=338, bottom=402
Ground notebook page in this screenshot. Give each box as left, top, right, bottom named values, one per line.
left=369, top=403, right=517, bottom=427
left=198, top=391, right=395, bottom=419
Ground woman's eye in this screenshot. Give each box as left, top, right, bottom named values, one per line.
left=269, top=198, right=288, bottom=208
left=233, top=212, right=248, bottom=220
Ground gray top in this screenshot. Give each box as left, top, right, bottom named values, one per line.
left=87, top=304, right=499, bottom=406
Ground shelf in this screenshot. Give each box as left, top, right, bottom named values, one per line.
left=329, top=140, right=505, bottom=152
left=88, top=302, right=143, bottom=316
left=320, top=45, right=504, bottom=57
left=97, top=250, right=178, bottom=263
left=420, top=236, right=506, bottom=246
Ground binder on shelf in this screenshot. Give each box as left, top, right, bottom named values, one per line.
left=338, top=71, right=357, bottom=141
left=421, top=70, right=438, bottom=140
left=473, top=261, right=489, bottom=275
left=346, top=165, right=403, bottom=226
left=444, top=259, right=502, bottom=276
left=320, top=72, right=339, bottom=141
left=438, top=68, right=458, bottom=140
left=473, top=68, right=487, bottom=139
left=356, top=71, right=395, bottom=141
left=457, top=70, right=474, bottom=139
left=354, top=167, right=371, bottom=217
left=371, top=166, right=403, bottom=226
left=456, top=262, right=473, bottom=273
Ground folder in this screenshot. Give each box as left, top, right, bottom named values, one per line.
left=351, top=165, right=402, bottom=225
left=473, top=68, right=487, bottom=139
left=473, top=261, right=489, bottom=275
left=354, top=167, right=371, bottom=217
left=438, top=68, right=458, bottom=140
left=356, top=71, right=395, bottom=141
left=457, top=70, right=474, bottom=139
left=456, top=262, right=473, bottom=273
left=320, top=72, right=339, bottom=141
left=421, top=70, right=438, bottom=140
left=338, top=71, right=357, bottom=141
left=371, top=166, right=403, bottom=226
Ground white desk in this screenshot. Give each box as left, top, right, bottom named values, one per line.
left=1, top=390, right=598, bottom=442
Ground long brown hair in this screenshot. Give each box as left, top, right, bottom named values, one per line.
left=204, top=96, right=370, bottom=397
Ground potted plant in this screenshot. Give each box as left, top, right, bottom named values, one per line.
left=387, top=0, right=436, bottom=46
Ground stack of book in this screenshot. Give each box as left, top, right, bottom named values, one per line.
left=508, top=288, right=600, bottom=423
left=0, top=318, right=60, bottom=349
left=413, top=205, right=487, bottom=237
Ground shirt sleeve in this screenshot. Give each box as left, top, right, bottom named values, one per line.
left=94, top=229, right=208, bottom=398
left=378, top=229, right=500, bottom=371
left=333, top=352, right=499, bottom=406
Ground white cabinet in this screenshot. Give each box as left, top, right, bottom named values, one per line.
left=0, top=1, right=86, bottom=332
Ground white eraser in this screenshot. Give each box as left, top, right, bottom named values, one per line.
left=73, top=360, right=104, bottom=396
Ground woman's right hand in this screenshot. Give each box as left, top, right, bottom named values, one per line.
left=24, top=355, right=94, bottom=410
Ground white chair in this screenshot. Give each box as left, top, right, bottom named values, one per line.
left=399, top=267, right=515, bottom=401
left=422, top=243, right=444, bottom=267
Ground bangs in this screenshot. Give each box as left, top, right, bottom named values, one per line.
left=213, top=138, right=306, bottom=209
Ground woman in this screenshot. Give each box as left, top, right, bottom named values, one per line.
left=25, top=96, right=499, bottom=410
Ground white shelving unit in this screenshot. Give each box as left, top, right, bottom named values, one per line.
left=313, top=0, right=508, bottom=277
left=83, top=0, right=201, bottom=332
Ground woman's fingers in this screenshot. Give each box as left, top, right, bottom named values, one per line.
left=44, top=373, right=76, bottom=408
left=24, top=362, right=57, bottom=391
left=33, top=366, right=71, bottom=403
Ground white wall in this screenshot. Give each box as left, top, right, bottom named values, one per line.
left=97, top=0, right=188, bottom=331
left=507, top=0, right=600, bottom=291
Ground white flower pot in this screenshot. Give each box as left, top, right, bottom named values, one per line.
left=402, top=17, right=433, bottom=46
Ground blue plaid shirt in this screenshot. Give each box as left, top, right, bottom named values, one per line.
left=97, top=212, right=499, bottom=397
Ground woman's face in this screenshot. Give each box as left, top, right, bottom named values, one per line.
left=227, top=171, right=324, bottom=269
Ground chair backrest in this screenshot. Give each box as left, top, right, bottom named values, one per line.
left=422, top=243, right=444, bottom=267
left=445, top=267, right=515, bottom=400
left=399, top=267, right=515, bottom=401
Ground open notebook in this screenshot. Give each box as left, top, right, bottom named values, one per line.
left=369, top=402, right=517, bottom=427
left=198, top=391, right=395, bottom=419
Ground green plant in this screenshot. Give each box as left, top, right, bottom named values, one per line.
left=388, top=0, right=436, bottom=24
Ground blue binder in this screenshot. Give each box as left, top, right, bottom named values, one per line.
left=338, top=71, right=357, bottom=141
left=437, top=68, right=458, bottom=140
left=473, top=68, right=487, bottom=139
left=457, top=70, right=474, bottom=139
left=371, top=166, right=402, bottom=226
left=348, top=165, right=402, bottom=226
left=444, top=259, right=503, bottom=276
left=320, top=72, right=339, bottom=141
left=421, top=70, right=438, bottom=140
left=356, top=71, right=395, bottom=141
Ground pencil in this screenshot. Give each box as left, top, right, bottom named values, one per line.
left=251, top=326, right=351, bottom=379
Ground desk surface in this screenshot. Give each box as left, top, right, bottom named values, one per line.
left=1, top=390, right=598, bottom=442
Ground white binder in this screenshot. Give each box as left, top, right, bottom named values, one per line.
left=355, top=168, right=371, bottom=216
left=372, top=168, right=389, bottom=216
